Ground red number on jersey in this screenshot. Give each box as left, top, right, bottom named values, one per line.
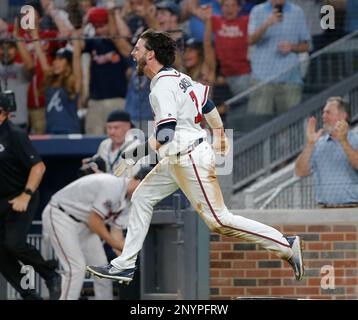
left=189, top=90, right=203, bottom=124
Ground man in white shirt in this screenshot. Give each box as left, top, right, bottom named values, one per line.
left=82, top=110, right=142, bottom=177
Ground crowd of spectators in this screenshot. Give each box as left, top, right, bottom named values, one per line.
left=0, top=0, right=356, bottom=135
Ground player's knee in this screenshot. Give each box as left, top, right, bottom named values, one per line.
left=215, top=209, right=234, bottom=225
left=206, top=211, right=234, bottom=233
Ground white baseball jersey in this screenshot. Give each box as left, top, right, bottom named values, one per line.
left=50, top=173, right=129, bottom=225
left=149, top=68, right=209, bottom=158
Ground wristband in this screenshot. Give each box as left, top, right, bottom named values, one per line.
left=24, top=188, right=34, bottom=197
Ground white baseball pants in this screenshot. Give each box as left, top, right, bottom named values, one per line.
left=42, top=205, right=113, bottom=300
left=111, top=141, right=292, bottom=270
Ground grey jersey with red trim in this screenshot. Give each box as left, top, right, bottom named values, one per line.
left=50, top=173, right=128, bottom=222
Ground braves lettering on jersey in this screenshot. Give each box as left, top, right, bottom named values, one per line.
left=149, top=68, right=209, bottom=158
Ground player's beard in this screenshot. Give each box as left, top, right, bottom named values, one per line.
left=136, top=55, right=147, bottom=76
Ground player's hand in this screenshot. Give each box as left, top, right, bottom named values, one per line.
left=212, top=130, right=230, bottom=156
left=9, top=193, right=31, bottom=212
left=306, top=117, right=323, bottom=145
left=335, top=120, right=349, bottom=143
left=114, top=158, right=136, bottom=177
left=112, top=243, right=123, bottom=254
left=113, top=249, right=122, bottom=256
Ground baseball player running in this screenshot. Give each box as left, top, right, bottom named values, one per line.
left=42, top=172, right=144, bottom=300
left=87, top=30, right=304, bottom=284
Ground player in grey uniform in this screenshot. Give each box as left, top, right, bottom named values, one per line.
left=42, top=172, right=144, bottom=300
left=87, top=30, right=304, bottom=283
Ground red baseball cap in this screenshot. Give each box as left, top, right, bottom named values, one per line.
left=87, top=7, right=108, bottom=26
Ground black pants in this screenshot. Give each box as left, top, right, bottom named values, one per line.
left=0, top=193, right=56, bottom=298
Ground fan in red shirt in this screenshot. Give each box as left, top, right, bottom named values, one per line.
left=202, top=0, right=251, bottom=96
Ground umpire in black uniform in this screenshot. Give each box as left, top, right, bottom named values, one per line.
left=0, top=93, right=61, bottom=300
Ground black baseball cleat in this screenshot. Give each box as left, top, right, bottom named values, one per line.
left=86, top=264, right=135, bottom=283
left=285, top=236, right=305, bottom=281
left=46, top=272, right=62, bottom=300
left=22, top=289, right=43, bottom=300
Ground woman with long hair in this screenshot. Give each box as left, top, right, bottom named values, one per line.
left=32, top=27, right=82, bottom=134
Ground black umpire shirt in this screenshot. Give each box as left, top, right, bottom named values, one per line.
left=0, top=118, right=42, bottom=199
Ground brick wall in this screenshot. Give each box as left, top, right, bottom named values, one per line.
left=210, top=224, right=358, bottom=299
